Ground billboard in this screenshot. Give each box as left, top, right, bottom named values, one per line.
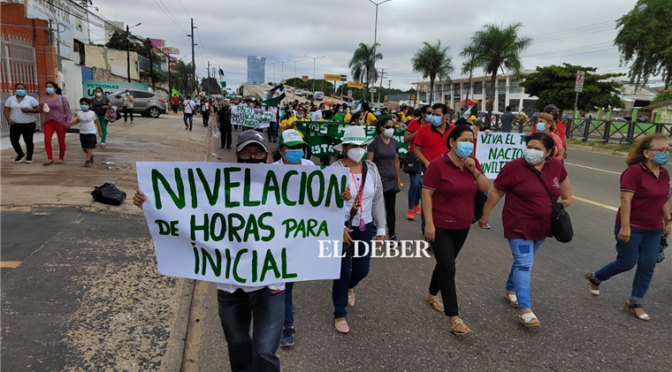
left=160, top=46, right=180, bottom=54
left=82, top=80, right=149, bottom=99
left=24, top=0, right=79, bottom=59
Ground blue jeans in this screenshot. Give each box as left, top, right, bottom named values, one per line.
left=320, top=155, right=331, bottom=166
left=506, top=238, right=545, bottom=309
left=284, top=282, right=294, bottom=327
left=332, top=222, right=374, bottom=319
left=593, top=225, right=662, bottom=303
left=408, top=172, right=423, bottom=211
left=268, top=121, right=278, bottom=142
left=183, top=113, right=193, bottom=129
left=217, top=288, right=285, bottom=372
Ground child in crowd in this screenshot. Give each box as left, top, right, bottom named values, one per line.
left=69, top=98, right=102, bottom=167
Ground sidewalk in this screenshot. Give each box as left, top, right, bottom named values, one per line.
left=1, top=113, right=212, bottom=372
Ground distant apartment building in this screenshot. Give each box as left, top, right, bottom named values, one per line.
left=247, top=56, right=266, bottom=84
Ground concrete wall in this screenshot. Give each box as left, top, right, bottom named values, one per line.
left=84, top=45, right=139, bottom=81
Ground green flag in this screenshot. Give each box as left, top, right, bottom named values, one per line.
left=219, top=68, right=224, bottom=77
left=262, top=84, right=286, bottom=106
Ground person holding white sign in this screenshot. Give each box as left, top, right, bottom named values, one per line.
left=478, top=132, right=572, bottom=328
left=422, top=125, right=490, bottom=335
left=331, top=126, right=387, bottom=334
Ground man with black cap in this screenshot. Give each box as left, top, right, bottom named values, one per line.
left=541, top=104, right=569, bottom=159
left=132, top=132, right=285, bottom=372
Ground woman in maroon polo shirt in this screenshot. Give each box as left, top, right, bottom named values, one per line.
left=478, top=132, right=572, bottom=328
left=422, top=125, right=490, bottom=335
left=585, top=133, right=671, bottom=321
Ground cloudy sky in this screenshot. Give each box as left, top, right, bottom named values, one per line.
left=91, top=0, right=640, bottom=90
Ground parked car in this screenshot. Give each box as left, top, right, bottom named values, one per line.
left=314, top=91, right=325, bottom=100
left=294, top=89, right=305, bottom=96
left=107, top=90, right=166, bottom=118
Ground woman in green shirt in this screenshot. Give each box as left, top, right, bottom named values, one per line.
left=333, top=104, right=345, bottom=122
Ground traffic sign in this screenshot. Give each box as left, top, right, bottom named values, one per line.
left=371, top=88, right=377, bottom=93
left=348, top=90, right=352, bottom=97
left=575, top=71, right=585, bottom=92
left=347, top=82, right=364, bottom=88
left=340, top=75, right=347, bottom=82
left=324, top=74, right=341, bottom=81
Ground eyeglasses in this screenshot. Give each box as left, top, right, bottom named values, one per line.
left=383, top=126, right=395, bottom=129
left=238, top=150, right=267, bottom=159
left=648, top=148, right=670, bottom=154
left=425, top=111, right=432, bottom=115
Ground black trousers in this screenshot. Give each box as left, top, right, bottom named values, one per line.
left=124, top=108, right=133, bottom=122
left=203, top=112, right=210, bottom=126
left=383, top=191, right=396, bottom=237
left=428, top=227, right=470, bottom=317
left=220, top=123, right=232, bottom=148
left=9, top=122, right=35, bottom=160
left=172, top=104, right=178, bottom=114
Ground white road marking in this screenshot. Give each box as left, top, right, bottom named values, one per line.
left=565, top=162, right=622, bottom=175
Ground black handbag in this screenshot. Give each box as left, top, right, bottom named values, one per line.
left=472, top=191, right=488, bottom=224
left=402, top=152, right=420, bottom=174
left=382, top=176, right=401, bottom=194
left=343, top=161, right=368, bottom=254
left=91, top=183, right=127, bottom=206
left=529, top=169, right=573, bottom=243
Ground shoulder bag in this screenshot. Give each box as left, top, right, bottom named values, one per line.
left=529, top=168, right=573, bottom=243
left=402, top=151, right=420, bottom=174
left=343, top=161, right=369, bottom=253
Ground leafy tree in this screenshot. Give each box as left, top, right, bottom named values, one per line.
left=201, top=77, right=221, bottom=94
left=519, top=63, right=625, bottom=112
left=468, top=22, right=532, bottom=114
left=171, top=60, right=197, bottom=95
left=651, top=90, right=672, bottom=104
left=106, top=30, right=138, bottom=51
left=140, top=69, right=166, bottom=83
left=614, top=0, right=672, bottom=88
left=349, top=43, right=383, bottom=100
left=459, top=44, right=478, bottom=102
left=411, top=40, right=453, bottom=105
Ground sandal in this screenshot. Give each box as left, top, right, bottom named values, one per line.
left=584, top=273, right=600, bottom=296
left=624, top=302, right=650, bottom=321
left=519, top=312, right=541, bottom=328
left=449, top=318, right=471, bottom=335
left=348, top=289, right=356, bottom=307
left=334, top=318, right=350, bottom=334
left=426, top=294, right=444, bottom=312
left=504, top=291, right=519, bottom=308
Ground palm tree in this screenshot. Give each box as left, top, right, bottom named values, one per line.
left=411, top=40, right=454, bottom=105
left=459, top=44, right=478, bottom=103
left=172, top=60, right=197, bottom=95
left=349, top=42, right=383, bottom=100
left=468, top=22, right=532, bottom=114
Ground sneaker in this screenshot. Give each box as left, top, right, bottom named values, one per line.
left=413, top=206, right=422, bottom=214
left=15, top=155, right=26, bottom=163
left=484, top=224, right=491, bottom=229
left=85, top=160, right=91, bottom=167
left=389, top=234, right=398, bottom=242
left=25, top=158, right=33, bottom=164
left=280, top=327, right=295, bottom=347
left=406, top=210, right=415, bottom=221
left=90, top=155, right=94, bottom=164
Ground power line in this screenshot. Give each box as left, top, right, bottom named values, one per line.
left=153, top=0, right=188, bottom=34
left=531, top=20, right=616, bottom=39
left=176, top=0, right=192, bottom=18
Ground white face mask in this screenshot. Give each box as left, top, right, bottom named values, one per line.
left=95, top=92, right=102, bottom=97
left=524, top=148, right=545, bottom=165
left=383, top=128, right=394, bottom=138
left=347, top=147, right=366, bottom=162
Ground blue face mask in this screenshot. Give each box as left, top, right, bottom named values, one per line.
left=455, top=141, right=474, bottom=158
left=46, top=87, right=55, bottom=95
left=81, top=105, right=89, bottom=111
left=431, top=115, right=443, bottom=126
left=297, top=115, right=303, bottom=119
left=284, top=149, right=304, bottom=164
left=653, top=152, right=669, bottom=166
left=536, top=122, right=546, bottom=131
left=15, top=89, right=26, bottom=97
left=339, top=109, right=343, bottom=113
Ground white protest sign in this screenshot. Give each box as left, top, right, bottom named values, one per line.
left=476, top=133, right=526, bottom=179
left=137, top=162, right=349, bottom=285
left=231, top=106, right=270, bottom=129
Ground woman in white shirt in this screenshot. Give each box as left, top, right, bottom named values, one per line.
left=3, top=83, right=40, bottom=163
left=330, top=125, right=387, bottom=334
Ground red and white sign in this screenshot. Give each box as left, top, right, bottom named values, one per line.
left=302, top=76, right=309, bottom=82
left=160, top=46, right=180, bottom=54
left=575, top=71, right=585, bottom=92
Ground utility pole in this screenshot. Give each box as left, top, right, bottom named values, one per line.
left=388, top=79, right=391, bottom=103
left=304, top=55, right=325, bottom=93
left=378, top=68, right=385, bottom=104
left=207, top=60, right=210, bottom=79
left=126, top=25, right=131, bottom=82
left=188, top=18, right=197, bottom=94
left=287, top=58, right=303, bottom=81
left=49, top=20, right=63, bottom=73
left=147, top=38, right=155, bottom=91
left=367, top=0, right=392, bottom=102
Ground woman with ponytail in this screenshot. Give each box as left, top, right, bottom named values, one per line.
left=40, top=81, right=71, bottom=165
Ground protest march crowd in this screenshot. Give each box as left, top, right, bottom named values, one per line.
left=6, top=81, right=667, bottom=372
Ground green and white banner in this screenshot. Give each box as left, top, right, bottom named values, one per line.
left=83, top=80, right=148, bottom=99
left=295, top=121, right=409, bottom=158
left=231, top=105, right=273, bottom=129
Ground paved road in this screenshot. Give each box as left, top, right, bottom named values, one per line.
left=194, top=132, right=672, bottom=372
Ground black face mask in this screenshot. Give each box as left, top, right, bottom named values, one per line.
left=237, top=158, right=266, bottom=164
left=552, top=113, right=559, bottom=121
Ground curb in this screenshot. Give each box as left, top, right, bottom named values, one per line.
left=567, top=144, right=628, bottom=157
left=163, top=279, right=196, bottom=372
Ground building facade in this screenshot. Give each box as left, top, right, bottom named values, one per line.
left=414, top=71, right=538, bottom=114
left=246, top=56, right=266, bottom=84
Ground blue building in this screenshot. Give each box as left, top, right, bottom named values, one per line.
left=247, top=56, right=266, bottom=84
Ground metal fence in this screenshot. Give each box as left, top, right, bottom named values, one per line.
left=1, top=34, right=40, bottom=137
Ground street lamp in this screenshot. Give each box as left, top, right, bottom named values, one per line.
left=287, top=58, right=303, bottom=82
left=274, top=60, right=286, bottom=83
left=367, top=0, right=391, bottom=100
left=304, top=55, right=325, bottom=93
left=126, top=23, right=142, bottom=82
left=267, top=62, right=277, bottom=84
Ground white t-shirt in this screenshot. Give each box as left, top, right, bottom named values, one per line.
left=183, top=100, right=196, bottom=114
left=344, top=171, right=375, bottom=226
left=4, top=95, right=39, bottom=123
left=77, top=111, right=98, bottom=134
left=122, top=94, right=134, bottom=108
